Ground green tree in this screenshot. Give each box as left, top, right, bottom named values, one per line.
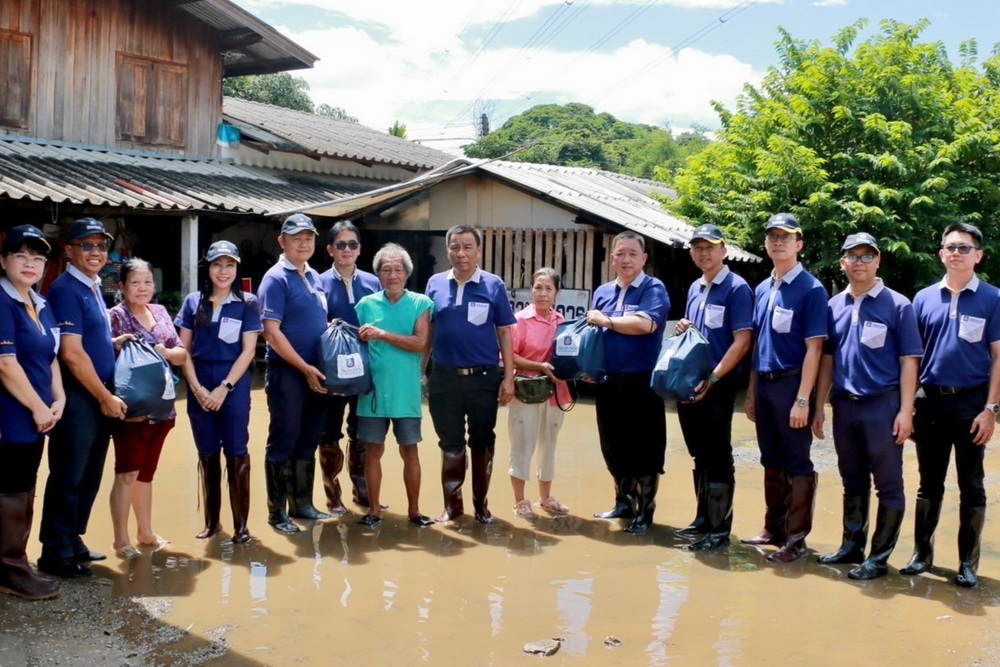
left=388, top=120, right=407, bottom=138
left=669, top=19, right=1000, bottom=294
left=317, top=103, right=359, bottom=123
left=223, top=73, right=315, bottom=112
left=463, top=103, right=695, bottom=178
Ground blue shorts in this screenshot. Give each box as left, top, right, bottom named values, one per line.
left=357, top=417, right=422, bottom=446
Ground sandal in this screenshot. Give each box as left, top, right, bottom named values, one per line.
left=408, top=514, right=434, bottom=527
left=115, top=545, right=142, bottom=560
left=514, top=499, right=538, bottom=520
left=358, top=514, right=382, bottom=527
left=539, top=497, right=570, bottom=515
left=136, top=535, right=170, bottom=551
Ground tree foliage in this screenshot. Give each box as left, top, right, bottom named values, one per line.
left=223, top=74, right=359, bottom=123
left=316, top=104, right=359, bottom=123
left=668, top=19, right=1000, bottom=294
left=462, top=103, right=707, bottom=179
left=388, top=120, right=407, bottom=138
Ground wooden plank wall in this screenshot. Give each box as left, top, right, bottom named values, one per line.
left=482, top=228, right=600, bottom=291
left=0, top=0, right=222, bottom=155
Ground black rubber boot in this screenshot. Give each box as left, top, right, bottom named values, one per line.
left=471, top=446, right=495, bottom=524
left=624, top=475, right=659, bottom=534
left=767, top=473, right=818, bottom=564
left=687, top=483, right=734, bottom=552
left=195, top=454, right=223, bottom=539
left=228, top=455, right=252, bottom=545
left=954, top=505, right=986, bottom=588
left=742, top=468, right=788, bottom=545
left=265, top=461, right=300, bottom=534
left=287, top=458, right=333, bottom=520
left=849, top=505, right=904, bottom=580
left=0, top=491, right=59, bottom=601
left=676, top=469, right=708, bottom=537
left=436, top=450, right=467, bottom=523
left=318, top=442, right=347, bottom=514
left=348, top=439, right=370, bottom=507
left=900, top=497, right=942, bottom=576
left=818, top=494, right=870, bottom=564
left=594, top=476, right=636, bottom=519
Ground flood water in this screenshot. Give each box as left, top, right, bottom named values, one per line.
left=18, top=389, right=1000, bottom=665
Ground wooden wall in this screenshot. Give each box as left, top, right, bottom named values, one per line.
left=0, top=0, right=223, bottom=155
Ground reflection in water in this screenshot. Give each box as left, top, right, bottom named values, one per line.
left=249, top=561, right=266, bottom=610
left=552, top=577, right=593, bottom=656
left=648, top=566, right=687, bottom=665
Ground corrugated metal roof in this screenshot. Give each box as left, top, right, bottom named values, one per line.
left=0, top=140, right=384, bottom=215
left=172, top=0, right=317, bottom=76
left=223, top=98, right=454, bottom=171
left=299, top=159, right=762, bottom=263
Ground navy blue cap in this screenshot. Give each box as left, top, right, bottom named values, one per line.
left=67, top=217, right=113, bottom=242
left=842, top=232, right=880, bottom=253
left=205, top=240, right=240, bottom=263
left=690, top=224, right=725, bottom=244
left=4, top=225, right=51, bottom=254
left=765, top=213, right=802, bottom=234
left=280, top=213, right=317, bottom=236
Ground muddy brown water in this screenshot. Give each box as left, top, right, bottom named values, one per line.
left=11, top=389, right=1000, bottom=665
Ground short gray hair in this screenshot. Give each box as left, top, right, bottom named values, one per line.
left=373, top=242, right=413, bottom=276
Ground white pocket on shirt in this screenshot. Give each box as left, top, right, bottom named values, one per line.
left=771, top=306, right=794, bottom=334
left=219, top=317, right=242, bottom=345
left=51, top=328, right=60, bottom=355
left=860, top=321, right=887, bottom=349
left=467, top=301, right=490, bottom=326
left=959, top=314, right=986, bottom=344
left=704, top=304, right=726, bottom=329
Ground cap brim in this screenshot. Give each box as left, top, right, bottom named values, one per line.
left=691, top=237, right=724, bottom=244
left=767, top=225, right=802, bottom=234
left=842, top=243, right=879, bottom=253
left=206, top=253, right=240, bottom=263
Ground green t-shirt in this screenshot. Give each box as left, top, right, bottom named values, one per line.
left=355, top=290, right=433, bottom=418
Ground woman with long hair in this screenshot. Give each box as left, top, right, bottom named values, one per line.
left=176, top=241, right=261, bottom=544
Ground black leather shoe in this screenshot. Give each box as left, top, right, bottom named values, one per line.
left=38, top=558, right=92, bottom=579
left=74, top=548, right=107, bottom=563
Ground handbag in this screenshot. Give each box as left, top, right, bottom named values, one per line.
left=651, top=326, right=711, bottom=401
left=514, top=374, right=554, bottom=404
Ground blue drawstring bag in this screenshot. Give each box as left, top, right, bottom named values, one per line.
left=651, top=327, right=711, bottom=401
left=319, top=319, right=372, bottom=396
left=115, top=338, right=175, bottom=421
left=549, top=318, right=607, bottom=383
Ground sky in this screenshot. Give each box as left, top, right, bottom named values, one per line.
left=240, top=0, right=999, bottom=152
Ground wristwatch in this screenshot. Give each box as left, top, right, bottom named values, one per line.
left=221, top=380, right=235, bottom=393
left=985, top=403, right=1000, bottom=415
left=795, top=396, right=809, bottom=407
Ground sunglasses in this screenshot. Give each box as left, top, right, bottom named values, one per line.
left=941, top=244, right=978, bottom=255
left=333, top=240, right=359, bottom=251
left=844, top=253, right=877, bottom=264
left=70, top=242, right=109, bottom=253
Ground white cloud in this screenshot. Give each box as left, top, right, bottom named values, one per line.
left=247, top=1, right=766, bottom=145
left=811, top=0, right=847, bottom=6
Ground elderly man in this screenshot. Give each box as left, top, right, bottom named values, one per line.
left=317, top=220, right=381, bottom=515
left=354, top=243, right=434, bottom=527
left=812, top=233, right=921, bottom=580
left=587, top=231, right=670, bottom=534
left=743, top=213, right=828, bottom=564
left=425, top=225, right=516, bottom=524
left=39, top=218, right=129, bottom=578
left=258, top=213, right=332, bottom=534
left=904, top=221, right=1000, bottom=588
left=673, top=224, right=753, bottom=550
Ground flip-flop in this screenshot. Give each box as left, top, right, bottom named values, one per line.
left=137, top=536, right=170, bottom=551
left=358, top=514, right=382, bottom=527
left=408, top=515, right=434, bottom=527
left=115, top=545, right=142, bottom=560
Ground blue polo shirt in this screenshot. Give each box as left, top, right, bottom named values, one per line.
left=913, top=275, right=1000, bottom=388
left=0, top=279, right=59, bottom=443
left=426, top=267, right=516, bottom=368
left=319, top=267, right=381, bottom=326
left=46, top=264, right=115, bottom=383
left=684, top=265, right=754, bottom=369
left=825, top=280, right=923, bottom=396
left=175, top=292, right=264, bottom=363
left=752, top=263, right=828, bottom=373
left=258, top=255, right=328, bottom=365
left=592, top=272, right=670, bottom=374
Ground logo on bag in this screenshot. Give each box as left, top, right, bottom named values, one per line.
left=555, top=333, right=581, bottom=356
left=337, top=353, right=364, bottom=378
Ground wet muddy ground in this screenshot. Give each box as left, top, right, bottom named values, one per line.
left=1, top=387, right=999, bottom=666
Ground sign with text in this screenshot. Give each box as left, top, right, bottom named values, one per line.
left=509, top=289, right=591, bottom=320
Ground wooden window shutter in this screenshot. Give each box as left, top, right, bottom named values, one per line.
left=0, top=30, right=32, bottom=129
left=116, top=54, right=150, bottom=141
left=151, top=62, right=187, bottom=147
left=116, top=54, right=187, bottom=147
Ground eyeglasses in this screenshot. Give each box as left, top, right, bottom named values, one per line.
left=942, top=244, right=978, bottom=255
left=11, top=253, right=47, bottom=267
left=765, top=233, right=798, bottom=245
left=333, top=240, right=359, bottom=251
left=70, top=242, right=109, bottom=253
left=843, top=253, right=877, bottom=264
